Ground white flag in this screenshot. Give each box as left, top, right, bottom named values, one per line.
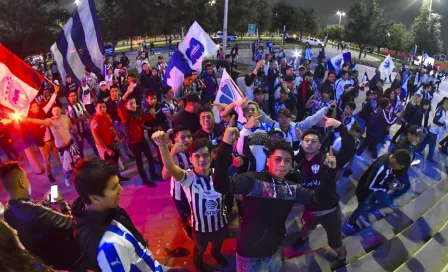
left=178, top=21, right=218, bottom=71
left=213, top=69, right=245, bottom=124
left=378, top=55, right=396, bottom=79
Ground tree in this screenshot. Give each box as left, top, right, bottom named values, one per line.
left=320, top=25, right=344, bottom=42
left=253, top=0, right=271, bottom=36
left=388, top=23, right=408, bottom=54
left=0, top=0, right=69, bottom=58
left=372, top=20, right=393, bottom=54
left=411, top=2, right=443, bottom=56
left=296, top=8, right=320, bottom=39
left=100, top=0, right=152, bottom=50
left=272, top=2, right=297, bottom=34
left=344, top=0, right=384, bottom=59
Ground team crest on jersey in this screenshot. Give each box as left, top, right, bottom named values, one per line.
left=204, top=199, right=219, bottom=216
left=311, top=164, right=320, bottom=174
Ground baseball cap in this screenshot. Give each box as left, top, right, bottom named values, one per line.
left=366, top=90, right=376, bottom=96
left=304, top=71, right=314, bottom=77
left=253, top=87, right=263, bottom=95
left=158, top=55, right=164, bottom=59
left=407, top=125, right=424, bottom=136
left=298, top=65, right=306, bottom=71
left=269, top=128, right=284, bottom=137
left=99, top=81, right=107, bottom=86
left=280, top=87, right=290, bottom=94
left=186, top=94, right=201, bottom=103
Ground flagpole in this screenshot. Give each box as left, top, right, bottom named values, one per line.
left=222, top=0, right=229, bottom=54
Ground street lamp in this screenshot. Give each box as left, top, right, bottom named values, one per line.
left=209, top=0, right=216, bottom=6
left=75, top=0, right=80, bottom=6
left=336, top=11, right=346, bottom=27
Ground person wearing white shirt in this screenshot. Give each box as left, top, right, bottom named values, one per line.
left=334, top=71, right=351, bottom=101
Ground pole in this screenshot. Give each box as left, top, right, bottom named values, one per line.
left=429, top=0, right=432, bottom=19
left=181, top=27, right=184, bottom=39
left=282, top=25, right=286, bottom=46
left=222, top=0, right=229, bottom=54
left=338, top=14, right=342, bottom=26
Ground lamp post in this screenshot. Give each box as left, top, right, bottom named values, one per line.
left=336, top=11, right=346, bottom=27
left=75, top=0, right=80, bottom=6
left=222, top=0, right=229, bottom=53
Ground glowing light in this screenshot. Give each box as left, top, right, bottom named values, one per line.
left=12, top=113, right=22, bottom=121
left=75, top=0, right=80, bottom=6
left=293, top=50, right=300, bottom=57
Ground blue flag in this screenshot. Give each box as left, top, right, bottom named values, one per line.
left=164, top=50, right=191, bottom=96
left=327, top=52, right=351, bottom=74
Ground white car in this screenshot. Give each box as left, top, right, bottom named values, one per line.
left=216, top=31, right=238, bottom=41
left=304, top=38, right=325, bottom=47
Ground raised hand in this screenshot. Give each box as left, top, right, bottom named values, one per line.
left=323, top=115, right=341, bottom=128
left=151, top=131, right=169, bottom=146
left=243, top=114, right=262, bottom=130
left=228, top=115, right=236, bottom=128
left=324, top=146, right=337, bottom=169
left=222, top=126, right=240, bottom=145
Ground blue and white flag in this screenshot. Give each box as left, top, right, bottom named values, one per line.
left=401, top=72, right=410, bottom=99
left=414, top=72, right=420, bottom=86
left=327, top=52, right=351, bottom=74
left=379, top=55, right=395, bottom=79
left=178, top=21, right=218, bottom=71
left=164, top=50, right=192, bottom=96
left=50, top=0, right=104, bottom=84
left=213, top=69, right=245, bottom=124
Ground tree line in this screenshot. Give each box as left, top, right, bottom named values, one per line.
left=0, top=0, right=443, bottom=59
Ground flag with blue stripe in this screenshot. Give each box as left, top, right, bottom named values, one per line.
left=178, top=21, right=218, bottom=71
left=164, top=50, right=192, bottom=96
left=401, top=72, right=410, bottom=100
left=213, top=69, right=245, bottom=124
left=50, top=0, right=104, bottom=85
left=327, top=52, right=351, bottom=74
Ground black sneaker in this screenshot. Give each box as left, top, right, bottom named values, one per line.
left=343, top=169, right=353, bottom=177
left=143, top=180, right=157, bottom=188
left=212, top=253, right=229, bottom=267
left=48, top=174, right=56, bottom=183
left=119, top=175, right=130, bottom=182
left=330, top=253, right=347, bottom=270
left=151, top=174, right=163, bottom=181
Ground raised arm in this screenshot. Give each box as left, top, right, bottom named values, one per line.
left=152, top=131, right=184, bottom=181
left=22, top=117, right=51, bottom=126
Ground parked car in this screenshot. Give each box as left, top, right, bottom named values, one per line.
left=215, top=31, right=238, bottom=41
left=303, top=38, right=324, bottom=47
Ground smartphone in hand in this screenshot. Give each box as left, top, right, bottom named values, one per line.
left=50, top=184, right=59, bottom=203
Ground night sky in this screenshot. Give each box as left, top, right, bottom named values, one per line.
left=60, top=0, right=447, bottom=48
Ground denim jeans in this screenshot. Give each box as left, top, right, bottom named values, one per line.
left=348, top=191, right=392, bottom=225
left=417, top=132, right=437, bottom=161
left=73, top=129, right=99, bottom=158
left=236, top=249, right=282, bottom=272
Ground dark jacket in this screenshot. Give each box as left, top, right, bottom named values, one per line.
left=213, top=143, right=332, bottom=258
left=202, top=72, right=218, bottom=103
left=72, top=198, right=148, bottom=271
left=367, top=108, right=397, bottom=139
left=314, top=62, right=326, bottom=79
left=4, top=198, right=82, bottom=270
left=392, top=136, right=416, bottom=161
left=139, top=71, right=151, bottom=89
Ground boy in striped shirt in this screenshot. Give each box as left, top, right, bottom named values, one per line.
left=153, top=132, right=228, bottom=272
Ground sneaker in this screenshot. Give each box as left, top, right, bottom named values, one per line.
left=212, top=253, right=229, bottom=268
left=154, top=174, right=163, bottom=181
left=119, top=175, right=130, bottom=182
left=343, top=169, right=353, bottom=178
left=355, top=154, right=365, bottom=162
left=143, top=180, right=157, bottom=188
left=343, top=220, right=359, bottom=235
left=411, top=159, right=421, bottom=166
left=64, top=178, right=71, bottom=187
left=330, top=254, right=347, bottom=270
left=427, top=159, right=437, bottom=164
left=389, top=202, right=398, bottom=209
left=371, top=209, right=383, bottom=220
left=359, top=215, right=371, bottom=227
left=48, top=174, right=56, bottom=183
